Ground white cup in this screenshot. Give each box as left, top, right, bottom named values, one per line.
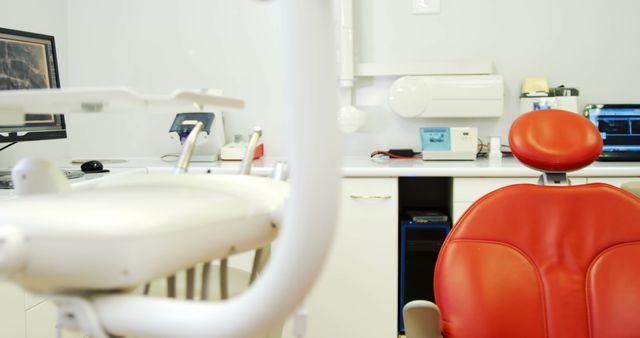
left=489, top=136, right=502, bottom=159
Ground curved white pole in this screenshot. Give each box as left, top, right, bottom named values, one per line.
left=91, top=1, right=340, bottom=337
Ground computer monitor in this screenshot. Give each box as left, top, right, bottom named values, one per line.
left=584, top=104, right=640, bottom=161
left=0, top=27, right=66, bottom=144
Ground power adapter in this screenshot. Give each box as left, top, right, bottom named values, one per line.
left=388, top=149, right=417, bottom=157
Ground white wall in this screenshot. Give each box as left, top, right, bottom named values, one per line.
left=345, top=0, right=640, bottom=154
left=3, top=0, right=640, bottom=161
left=0, top=0, right=70, bottom=168
left=64, top=0, right=289, bottom=159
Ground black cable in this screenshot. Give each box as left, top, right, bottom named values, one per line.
left=477, top=138, right=487, bottom=157
left=370, top=150, right=420, bottom=160
left=0, top=142, right=17, bottom=152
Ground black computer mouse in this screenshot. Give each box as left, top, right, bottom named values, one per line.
left=80, top=160, right=108, bottom=173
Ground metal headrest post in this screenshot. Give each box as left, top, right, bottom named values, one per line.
left=538, top=172, right=570, bottom=186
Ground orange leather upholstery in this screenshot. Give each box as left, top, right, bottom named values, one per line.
left=434, top=109, right=640, bottom=337
left=509, top=109, right=602, bottom=172
left=436, top=184, right=640, bottom=338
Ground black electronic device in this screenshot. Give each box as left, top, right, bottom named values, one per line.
left=406, top=210, right=449, bottom=224
left=398, top=218, right=451, bottom=335
left=0, top=27, right=66, bottom=144
left=169, top=113, right=215, bottom=143
left=584, top=104, right=640, bottom=161
left=81, top=160, right=103, bottom=172
left=80, top=160, right=109, bottom=173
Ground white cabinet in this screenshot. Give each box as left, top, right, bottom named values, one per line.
left=24, top=301, right=87, bottom=338
left=454, top=177, right=539, bottom=203
left=453, top=177, right=537, bottom=224
left=0, top=282, right=25, bottom=337
left=3, top=171, right=639, bottom=338
left=283, top=178, right=399, bottom=338
left=586, top=176, right=640, bottom=187
left=452, top=177, right=588, bottom=224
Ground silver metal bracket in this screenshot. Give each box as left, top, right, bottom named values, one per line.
left=173, top=121, right=205, bottom=174
left=239, top=126, right=263, bottom=175
left=49, top=295, right=111, bottom=338
left=538, top=172, right=570, bottom=186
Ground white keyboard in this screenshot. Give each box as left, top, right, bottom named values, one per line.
left=0, top=170, right=85, bottom=189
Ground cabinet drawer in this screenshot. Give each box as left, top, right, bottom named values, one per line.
left=454, top=177, right=539, bottom=202
left=454, top=177, right=587, bottom=202
left=26, top=301, right=88, bottom=338
left=25, top=292, right=46, bottom=310
left=453, top=202, right=473, bottom=224
left=342, top=177, right=397, bottom=201
left=0, top=282, right=25, bottom=338
left=587, top=177, right=640, bottom=187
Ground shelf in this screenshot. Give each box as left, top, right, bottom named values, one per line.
left=355, top=61, right=493, bottom=77
left=0, top=87, right=245, bottom=117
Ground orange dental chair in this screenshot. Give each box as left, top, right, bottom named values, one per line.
left=403, top=109, right=640, bottom=338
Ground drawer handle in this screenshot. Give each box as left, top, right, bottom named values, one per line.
left=349, top=194, right=392, bottom=200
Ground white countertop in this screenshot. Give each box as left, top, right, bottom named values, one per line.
left=52, top=156, right=640, bottom=178
left=340, top=156, right=640, bottom=177
left=2, top=156, right=638, bottom=198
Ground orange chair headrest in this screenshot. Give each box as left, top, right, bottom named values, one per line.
left=509, top=109, right=603, bottom=172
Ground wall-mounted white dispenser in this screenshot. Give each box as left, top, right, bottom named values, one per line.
left=388, top=75, right=504, bottom=118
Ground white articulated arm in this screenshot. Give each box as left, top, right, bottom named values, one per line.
left=88, top=1, right=340, bottom=337
left=403, top=300, right=443, bottom=338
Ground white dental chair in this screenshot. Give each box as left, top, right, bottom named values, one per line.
left=0, top=1, right=339, bottom=337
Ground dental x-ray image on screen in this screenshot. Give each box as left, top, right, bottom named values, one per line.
left=585, top=104, right=640, bottom=161
left=0, top=27, right=66, bottom=143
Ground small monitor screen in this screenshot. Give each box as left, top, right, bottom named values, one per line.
left=0, top=27, right=66, bottom=143
left=586, top=105, right=640, bottom=152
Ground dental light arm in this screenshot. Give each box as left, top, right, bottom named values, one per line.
left=91, top=3, right=339, bottom=337
left=0, top=1, right=339, bottom=338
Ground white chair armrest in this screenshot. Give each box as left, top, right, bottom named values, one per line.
left=403, top=300, right=442, bottom=338
left=621, top=181, right=640, bottom=197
